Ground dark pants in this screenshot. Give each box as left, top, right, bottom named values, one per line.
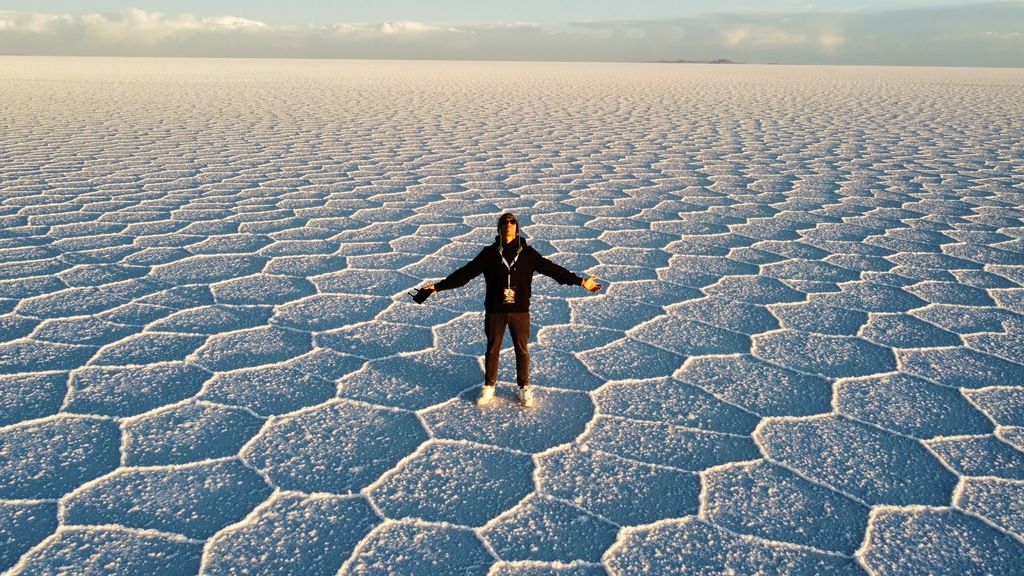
left=484, top=312, right=530, bottom=388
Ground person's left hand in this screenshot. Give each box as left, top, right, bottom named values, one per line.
left=582, top=276, right=601, bottom=292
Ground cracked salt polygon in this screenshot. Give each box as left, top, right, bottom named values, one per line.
left=702, top=460, right=870, bottom=554
left=667, top=296, right=778, bottom=335
left=535, top=323, right=623, bottom=353
left=861, top=508, right=1024, bottom=575
left=374, top=301, right=462, bottom=328
left=0, top=415, right=120, bottom=499
left=368, top=441, right=532, bottom=526
left=727, top=246, right=788, bottom=266
left=953, top=269, right=1019, bottom=289
left=992, top=288, right=1024, bottom=315
left=62, top=459, right=271, bottom=539
left=629, top=315, right=751, bottom=357
left=401, top=254, right=471, bottom=279
left=260, top=239, right=340, bottom=257
left=190, top=326, right=312, bottom=371
left=770, top=298, right=869, bottom=335
left=8, top=526, right=202, bottom=576
left=135, top=285, right=215, bottom=308
left=536, top=445, right=699, bottom=525
left=316, top=321, right=433, bottom=359
left=668, top=254, right=759, bottom=277
left=753, top=330, right=896, bottom=377
left=947, top=243, right=1024, bottom=266
left=568, top=297, right=663, bottom=331
left=497, top=347, right=603, bottom=391
left=338, top=349, right=481, bottom=409
left=859, top=313, right=962, bottom=348
left=421, top=387, right=593, bottom=452
left=822, top=253, right=894, bottom=274
left=966, top=332, right=1024, bottom=364
left=955, top=477, right=1024, bottom=537
left=0, top=501, right=57, bottom=572
left=0, top=277, right=67, bottom=302
left=243, top=399, right=426, bottom=493
left=390, top=235, right=450, bottom=255
left=899, top=347, right=1024, bottom=388
left=481, top=493, right=618, bottom=563
left=272, top=294, right=390, bottom=332
left=342, top=521, right=492, bottom=576
left=58, top=263, right=146, bottom=287
left=90, top=332, right=208, bottom=365
left=200, top=365, right=332, bottom=416
left=263, top=255, right=347, bottom=276
left=0, top=339, right=96, bottom=374
left=579, top=338, right=682, bottom=380
left=151, top=254, right=266, bottom=284
left=16, top=285, right=134, bottom=319
left=582, top=415, right=759, bottom=470
left=907, top=281, right=997, bottom=306
left=67, top=363, right=208, bottom=417
left=594, top=377, right=759, bottom=434
left=30, top=316, right=137, bottom=346
left=0, top=373, right=66, bottom=425
left=886, top=265, right=957, bottom=282
left=756, top=415, right=958, bottom=505
left=606, top=517, right=862, bottom=575
left=656, top=266, right=721, bottom=289
left=592, top=247, right=671, bottom=268
left=810, top=281, right=926, bottom=313
left=927, top=435, right=1024, bottom=479
left=147, top=304, right=273, bottom=334
left=584, top=264, right=658, bottom=282
left=910, top=304, right=1019, bottom=334
left=123, top=401, right=264, bottom=465
left=965, top=387, right=1024, bottom=426
left=203, top=493, right=379, bottom=576
left=0, top=258, right=68, bottom=281
left=211, top=274, right=316, bottom=305
left=998, top=426, right=1024, bottom=452
left=523, top=296, right=571, bottom=326
left=347, top=251, right=422, bottom=269
left=835, top=373, right=991, bottom=438
left=95, top=301, right=176, bottom=326
left=428, top=312, right=488, bottom=355
left=604, top=279, right=701, bottom=307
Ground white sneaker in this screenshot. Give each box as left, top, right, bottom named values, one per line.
left=518, top=386, right=534, bottom=408
left=476, top=386, right=496, bottom=407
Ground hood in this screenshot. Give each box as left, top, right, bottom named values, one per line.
left=496, top=212, right=523, bottom=247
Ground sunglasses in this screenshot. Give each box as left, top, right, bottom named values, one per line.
left=501, top=219, right=517, bottom=225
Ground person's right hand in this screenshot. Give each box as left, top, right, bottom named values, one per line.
left=421, top=284, right=436, bottom=292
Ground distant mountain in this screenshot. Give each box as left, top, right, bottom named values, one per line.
left=654, top=59, right=739, bottom=64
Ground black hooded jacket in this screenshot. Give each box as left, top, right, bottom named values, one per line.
left=434, top=218, right=583, bottom=312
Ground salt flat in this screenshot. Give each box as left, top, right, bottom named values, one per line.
left=1, top=56, right=1023, bottom=575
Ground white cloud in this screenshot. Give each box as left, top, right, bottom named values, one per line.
left=0, top=11, right=73, bottom=34
left=380, top=21, right=442, bottom=35
left=205, top=16, right=269, bottom=32
left=984, top=30, right=1021, bottom=40
left=722, top=26, right=807, bottom=47
left=0, top=9, right=269, bottom=46
left=817, top=32, right=844, bottom=52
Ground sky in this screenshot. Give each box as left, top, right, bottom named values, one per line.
left=0, top=1, right=1021, bottom=66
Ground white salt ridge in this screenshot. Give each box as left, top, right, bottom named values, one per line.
left=2, top=58, right=1023, bottom=572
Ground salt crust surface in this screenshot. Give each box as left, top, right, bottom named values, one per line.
left=1, top=57, right=1023, bottom=574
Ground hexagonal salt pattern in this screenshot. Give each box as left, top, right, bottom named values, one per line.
left=1, top=58, right=1022, bottom=573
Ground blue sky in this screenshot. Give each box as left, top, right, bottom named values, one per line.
left=1, top=1, right=1021, bottom=66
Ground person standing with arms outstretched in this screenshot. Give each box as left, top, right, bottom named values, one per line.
left=413, top=213, right=601, bottom=408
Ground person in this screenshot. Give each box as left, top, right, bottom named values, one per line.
left=413, top=213, right=601, bottom=408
